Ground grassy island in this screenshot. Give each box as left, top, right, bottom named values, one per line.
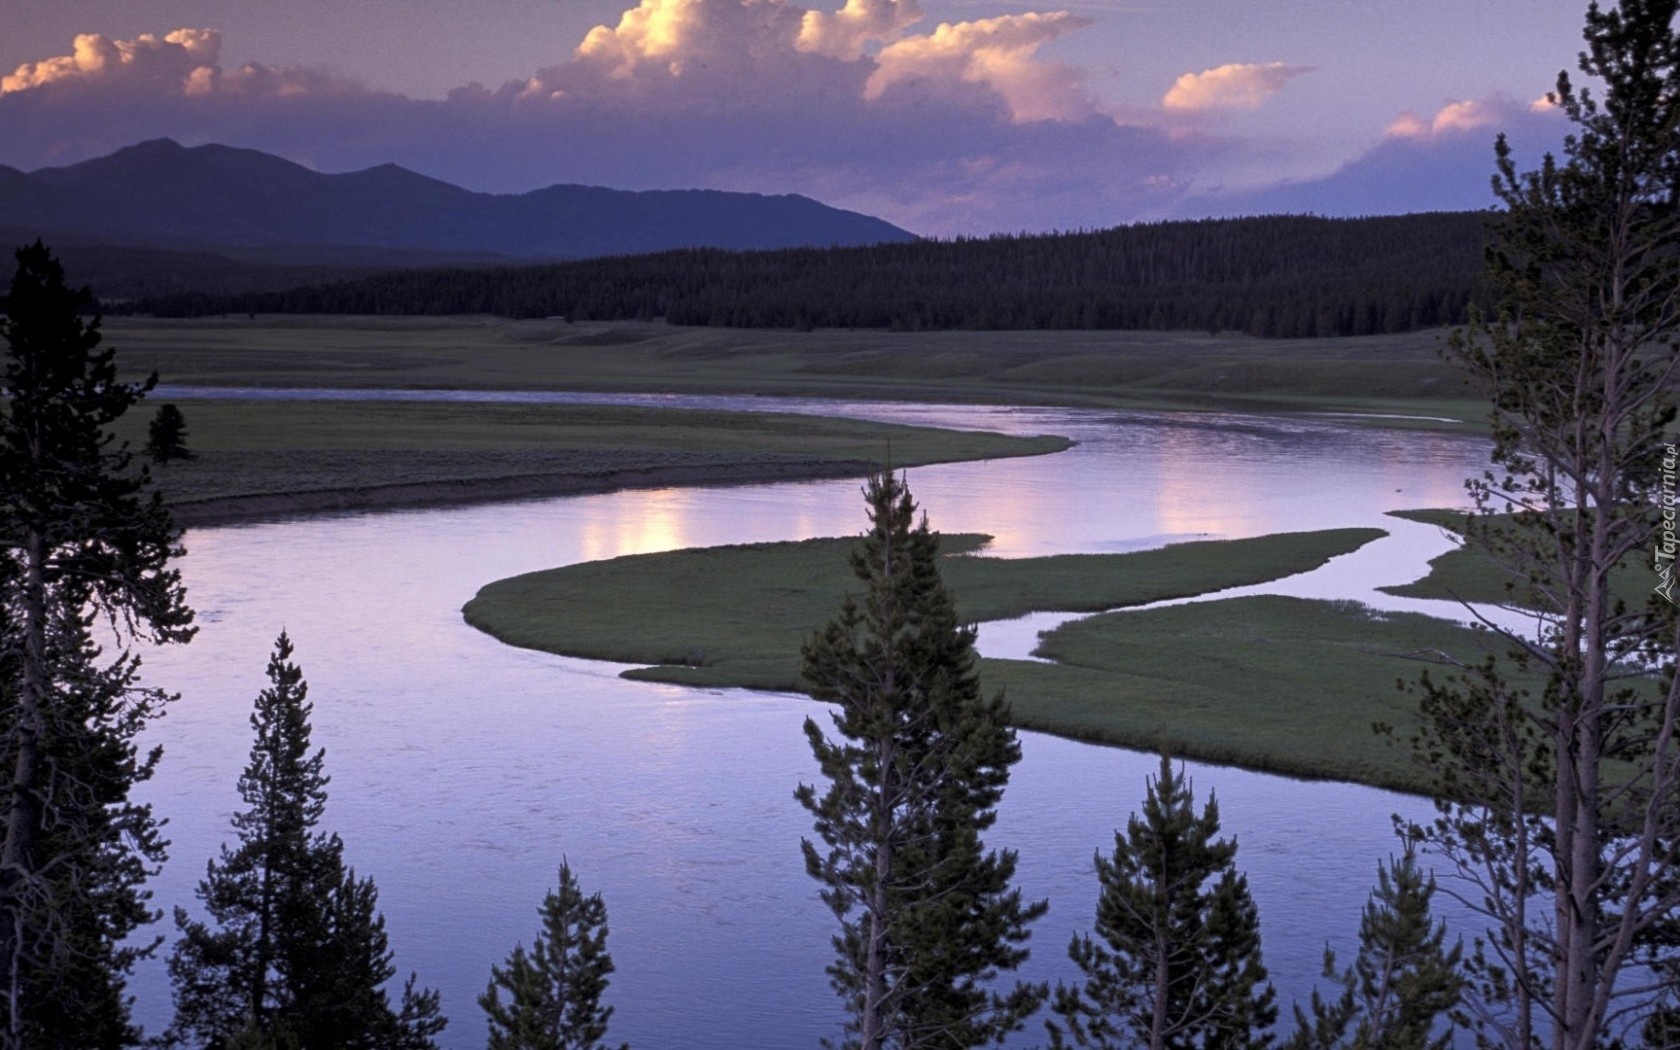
left=457, top=525, right=1541, bottom=792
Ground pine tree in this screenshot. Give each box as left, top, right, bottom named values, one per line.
left=168, top=632, right=445, bottom=1049
left=796, top=470, right=1047, bottom=1050
left=1048, top=754, right=1275, bottom=1050
left=145, top=403, right=195, bottom=465
left=1284, top=845, right=1463, bottom=1050
left=1403, top=3, right=1680, bottom=1046
left=0, top=240, right=193, bottom=1047
left=480, top=859, right=627, bottom=1050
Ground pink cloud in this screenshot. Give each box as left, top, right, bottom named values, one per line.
left=1, top=27, right=369, bottom=105
left=866, top=13, right=1097, bottom=122
left=2, top=29, right=219, bottom=96
left=1384, top=96, right=1544, bottom=141
left=1161, top=62, right=1313, bottom=113
left=797, top=0, right=924, bottom=60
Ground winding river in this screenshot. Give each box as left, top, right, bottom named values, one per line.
left=129, top=399, right=1496, bottom=1047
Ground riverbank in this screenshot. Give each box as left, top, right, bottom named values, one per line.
left=170, top=458, right=879, bottom=527
left=108, top=315, right=1488, bottom=429
left=132, top=399, right=1070, bottom=527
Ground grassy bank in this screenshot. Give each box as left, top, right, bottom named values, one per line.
left=1379, top=508, right=1657, bottom=610
left=451, top=526, right=1529, bottom=792
left=121, top=399, right=1068, bottom=524
left=108, top=316, right=1488, bottom=426
left=1011, top=595, right=1518, bottom=792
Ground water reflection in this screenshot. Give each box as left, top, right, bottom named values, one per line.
left=130, top=402, right=1494, bottom=1049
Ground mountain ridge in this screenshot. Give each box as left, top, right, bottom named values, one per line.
left=0, top=139, right=916, bottom=263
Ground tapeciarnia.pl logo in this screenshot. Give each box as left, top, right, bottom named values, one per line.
left=1658, top=442, right=1678, bottom=606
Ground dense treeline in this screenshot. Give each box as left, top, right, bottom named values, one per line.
left=137, top=212, right=1493, bottom=339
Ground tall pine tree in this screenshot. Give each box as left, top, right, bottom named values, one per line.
left=1049, top=755, right=1275, bottom=1050
left=480, top=859, right=627, bottom=1050
left=0, top=240, right=193, bottom=1048
left=1404, top=3, right=1680, bottom=1045
left=796, top=470, right=1046, bottom=1050
left=1283, top=845, right=1463, bottom=1050
left=168, top=632, right=444, bottom=1049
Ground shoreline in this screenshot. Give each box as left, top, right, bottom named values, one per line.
left=169, top=458, right=879, bottom=528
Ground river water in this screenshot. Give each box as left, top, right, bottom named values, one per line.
left=128, top=398, right=1496, bottom=1047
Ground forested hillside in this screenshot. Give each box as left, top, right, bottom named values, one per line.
left=138, top=212, right=1491, bottom=338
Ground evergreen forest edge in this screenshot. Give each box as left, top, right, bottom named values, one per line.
left=122, top=212, right=1491, bottom=340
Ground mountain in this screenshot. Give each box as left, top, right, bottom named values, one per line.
left=0, top=139, right=915, bottom=269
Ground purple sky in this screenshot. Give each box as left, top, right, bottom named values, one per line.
left=1, top=0, right=1587, bottom=236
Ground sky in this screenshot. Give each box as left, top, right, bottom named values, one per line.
left=0, top=0, right=1591, bottom=236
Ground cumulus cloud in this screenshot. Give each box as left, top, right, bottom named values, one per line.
left=569, top=0, right=806, bottom=83
left=865, top=12, right=1095, bottom=122
left=1385, top=97, right=1511, bottom=140
left=797, top=0, right=923, bottom=60
left=0, top=27, right=366, bottom=102
left=1161, top=62, right=1312, bottom=113
left=2, top=29, right=219, bottom=96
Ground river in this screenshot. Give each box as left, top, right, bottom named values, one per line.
left=128, top=398, right=1495, bottom=1047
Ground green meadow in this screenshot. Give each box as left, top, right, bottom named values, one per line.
left=120, top=399, right=1066, bottom=519
left=108, top=315, right=1487, bottom=426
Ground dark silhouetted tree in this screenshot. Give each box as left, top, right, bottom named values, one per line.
left=168, top=632, right=444, bottom=1049
left=1048, top=755, right=1275, bottom=1050
left=1283, top=844, right=1463, bottom=1050
left=797, top=470, right=1046, bottom=1050
left=146, top=403, right=195, bottom=465
left=0, top=240, right=193, bottom=1048
left=480, top=859, right=627, bottom=1050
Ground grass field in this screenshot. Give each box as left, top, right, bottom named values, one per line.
left=119, top=399, right=1067, bottom=519
left=451, top=526, right=1528, bottom=792
left=107, top=315, right=1489, bottom=426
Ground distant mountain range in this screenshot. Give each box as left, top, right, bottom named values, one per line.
left=0, top=139, right=915, bottom=297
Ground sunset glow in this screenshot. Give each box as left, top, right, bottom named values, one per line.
left=1, top=1, right=1584, bottom=234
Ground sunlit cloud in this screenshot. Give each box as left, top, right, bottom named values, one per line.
left=866, top=13, right=1096, bottom=122
left=1385, top=97, right=1508, bottom=140
left=2, top=29, right=219, bottom=95
left=797, top=0, right=924, bottom=60
left=1160, top=61, right=1312, bottom=113
left=0, top=27, right=367, bottom=103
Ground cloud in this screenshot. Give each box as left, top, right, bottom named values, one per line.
left=865, top=13, right=1097, bottom=122
left=0, top=11, right=1544, bottom=235
left=798, top=0, right=924, bottom=60
left=1384, top=97, right=1513, bottom=140
left=1, top=27, right=368, bottom=103
left=1179, top=96, right=1570, bottom=219
left=1161, top=62, right=1312, bottom=113
left=2, top=29, right=220, bottom=96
